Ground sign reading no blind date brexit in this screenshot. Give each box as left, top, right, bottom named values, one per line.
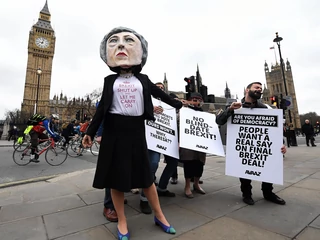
left=179, top=107, right=225, bottom=156
left=225, top=108, right=284, bottom=185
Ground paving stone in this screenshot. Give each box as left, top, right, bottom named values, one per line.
left=283, top=170, right=310, bottom=184
left=177, top=191, right=245, bottom=219
left=55, top=226, right=115, bottom=240
left=279, top=186, right=320, bottom=211
left=295, top=227, right=320, bottom=240
left=0, top=191, right=23, bottom=206
left=222, top=181, right=288, bottom=200
left=0, top=194, right=85, bottom=223
left=310, top=171, right=320, bottom=179
left=0, top=216, right=47, bottom=240
left=105, top=204, right=211, bottom=240
left=43, top=203, right=138, bottom=239
left=227, top=197, right=318, bottom=238
left=310, top=215, right=320, bottom=229
left=19, top=182, right=85, bottom=202
left=78, top=189, right=104, bottom=205
left=173, top=216, right=290, bottom=240
left=293, top=178, right=320, bottom=191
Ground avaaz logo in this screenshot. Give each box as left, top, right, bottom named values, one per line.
left=196, top=145, right=208, bottom=150
left=245, top=170, right=261, bottom=176
left=156, top=144, right=167, bottom=151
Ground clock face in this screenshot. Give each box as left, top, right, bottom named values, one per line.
left=35, top=37, right=49, bottom=49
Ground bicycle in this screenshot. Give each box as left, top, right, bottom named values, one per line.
left=12, top=137, right=68, bottom=166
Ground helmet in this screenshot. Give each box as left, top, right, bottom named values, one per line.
left=51, top=114, right=59, bottom=120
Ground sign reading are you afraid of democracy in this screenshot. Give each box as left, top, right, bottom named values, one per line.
left=179, top=107, right=225, bottom=156
left=145, top=98, right=179, bottom=159
left=226, top=108, right=283, bottom=185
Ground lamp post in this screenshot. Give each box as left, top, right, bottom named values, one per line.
left=273, top=32, right=297, bottom=146
left=34, top=68, right=42, bottom=114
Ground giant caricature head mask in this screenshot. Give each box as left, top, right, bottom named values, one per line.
left=100, top=27, right=148, bottom=73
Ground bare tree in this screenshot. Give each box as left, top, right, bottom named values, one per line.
left=4, top=108, right=22, bottom=123
left=300, top=112, right=320, bottom=125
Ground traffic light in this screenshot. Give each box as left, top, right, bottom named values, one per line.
left=184, top=76, right=196, bottom=100
left=83, top=113, right=87, bottom=120
left=270, top=96, right=279, bottom=107
left=76, top=110, right=80, bottom=120
left=279, top=97, right=287, bottom=110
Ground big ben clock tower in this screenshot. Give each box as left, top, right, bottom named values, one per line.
left=21, top=0, right=55, bottom=117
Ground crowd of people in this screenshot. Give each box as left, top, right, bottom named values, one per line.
left=12, top=26, right=316, bottom=240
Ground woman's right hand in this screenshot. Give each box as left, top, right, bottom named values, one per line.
left=82, top=135, right=92, bottom=148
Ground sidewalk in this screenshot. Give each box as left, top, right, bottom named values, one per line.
left=0, top=140, right=14, bottom=147
left=0, top=146, right=319, bottom=239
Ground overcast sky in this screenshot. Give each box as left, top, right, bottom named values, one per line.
left=0, top=0, right=319, bottom=119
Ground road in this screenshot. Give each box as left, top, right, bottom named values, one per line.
left=0, top=135, right=319, bottom=186
left=0, top=146, right=98, bottom=186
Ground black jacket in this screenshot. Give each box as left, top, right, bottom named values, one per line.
left=216, top=98, right=267, bottom=125
left=301, top=123, right=314, bottom=135
left=86, top=73, right=183, bottom=139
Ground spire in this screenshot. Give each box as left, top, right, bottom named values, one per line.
left=224, top=81, right=231, bottom=99
left=286, top=58, right=291, bottom=71
left=264, top=61, right=269, bottom=72
left=163, top=73, right=168, bottom=93
left=197, top=63, right=199, bottom=72
left=34, top=0, right=53, bottom=31
left=40, top=0, right=51, bottom=16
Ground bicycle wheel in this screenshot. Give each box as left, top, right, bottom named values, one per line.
left=14, top=142, right=30, bottom=152
left=45, top=146, right=68, bottom=166
left=90, top=140, right=100, bottom=156
left=67, top=139, right=84, bottom=157
left=13, top=147, right=31, bottom=166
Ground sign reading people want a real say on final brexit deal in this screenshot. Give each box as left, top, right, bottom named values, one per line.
left=226, top=108, right=283, bottom=185
left=179, top=107, right=225, bottom=156
left=145, top=98, right=179, bottom=159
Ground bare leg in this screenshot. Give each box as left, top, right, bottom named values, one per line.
left=111, top=189, right=127, bottom=234
left=193, top=177, right=204, bottom=191
left=184, top=178, right=192, bottom=195
left=142, top=183, right=169, bottom=226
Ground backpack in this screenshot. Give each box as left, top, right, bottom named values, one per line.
left=26, top=114, right=46, bottom=126
left=80, top=122, right=89, bottom=133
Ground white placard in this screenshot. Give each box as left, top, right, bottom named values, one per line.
left=179, top=107, right=225, bottom=156
left=145, top=98, right=179, bottom=158
left=225, top=108, right=283, bottom=185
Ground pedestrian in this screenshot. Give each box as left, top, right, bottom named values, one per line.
left=301, top=119, right=316, bottom=147
left=216, top=81, right=287, bottom=205
left=179, top=92, right=207, bottom=198
left=82, top=26, right=185, bottom=239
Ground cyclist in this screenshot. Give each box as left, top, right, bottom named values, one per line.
left=29, top=114, right=60, bottom=163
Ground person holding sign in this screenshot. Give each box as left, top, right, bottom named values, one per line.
left=180, top=92, right=207, bottom=198
left=82, top=27, right=183, bottom=239
left=216, top=82, right=287, bottom=206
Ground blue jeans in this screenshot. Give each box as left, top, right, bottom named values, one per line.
left=104, top=188, right=114, bottom=210
left=140, top=150, right=161, bottom=201
left=158, top=155, right=178, bottom=191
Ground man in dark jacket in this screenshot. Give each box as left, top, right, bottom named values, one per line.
left=216, top=82, right=287, bottom=206
left=301, top=119, right=316, bottom=147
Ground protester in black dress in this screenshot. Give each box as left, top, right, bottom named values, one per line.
left=82, top=27, right=185, bottom=240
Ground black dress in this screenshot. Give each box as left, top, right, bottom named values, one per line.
left=92, top=113, right=153, bottom=192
